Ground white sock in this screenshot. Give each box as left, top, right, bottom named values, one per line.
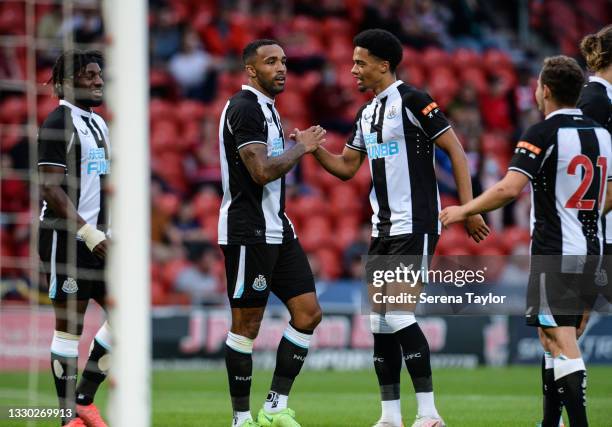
left=264, top=392, right=288, bottom=413
left=380, top=399, right=402, bottom=425
left=416, top=392, right=440, bottom=418
left=553, top=355, right=585, bottom=380
left=232, top=410, right=252, bottom=426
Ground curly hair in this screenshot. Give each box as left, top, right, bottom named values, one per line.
left=580, top=25, right=612, bottom=72
left=48, top=50, right=104, bottom=99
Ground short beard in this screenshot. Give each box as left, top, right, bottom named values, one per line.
left=76, top=97, right=103, bottom=108
left=257, top=75, right=284, bottom=97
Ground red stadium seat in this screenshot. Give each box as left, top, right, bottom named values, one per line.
left=162, top=258, right=190, bottom=290
left=481, top=132, right=510, bottom=157
left=422, top=47, right=451, bottom=70
left=193, top=189, right=221, bottom=217
left=483, top=49, right=512, bottom=70
left=333, top=224, right=359, bottom=252
left=154, top=192, right=181, bottom=217
left=460, top=67, right=488, bottom=94
left=452, top=48, right=481, bottom=69
left=502, top=226, right=531, bottom=250
left=293, top=194, right=329, bottom=220
left=436, top=226, right=472, bottom=255
left=38, top=96, right=58, bottom=125
left=176, top=99, right=207, bottom=124
left=0, top=96, right=27, bottom=124
left=0, top=2, right=25, bottom=35
left=275, top=91, right=308, bottom=121
left=150, top=98, right=177, bottom=124
left=316, top=247, right=342, bottom=280
left=399, top=65, right=426, bottom=88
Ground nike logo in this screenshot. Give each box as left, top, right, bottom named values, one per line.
left=80, top=128, right=89, bottom=136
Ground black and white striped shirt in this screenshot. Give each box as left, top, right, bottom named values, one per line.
left=218, top=85, right=296, bottom=245
left=578, top=76, right=612, bottom=243
left=346, top=80, right=451, bottom=237
left=508, top=108, right=612, bottom=255
left=38, top=100, right=111, bottom=233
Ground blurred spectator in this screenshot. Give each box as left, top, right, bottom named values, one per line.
left=308, top=63, right=353, bottom=133
left=37, top=6, right=62, bottom=40
left=150, top=6, right=183, bottom=63
left=166, top=199, right=210, bottom=246
left=399, top=0, right=452, bottom=49
left=174, top=242, right=224, bottom=305
left=480, top=76, right=513, bottom=132
left=343, top=224, right=371, bottom=279
left=0, top=46, right=22, bottom=81
left=59, top=1, right=104, bottom=44
left=168, top=29, right=217, bottom=102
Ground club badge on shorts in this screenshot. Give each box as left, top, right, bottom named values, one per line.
left=62, top=277, right=78, bottom=294
left=252, top=275, right=267, bottom=291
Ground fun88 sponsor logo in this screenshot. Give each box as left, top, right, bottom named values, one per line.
left=85, top=147, right=109, bottom=175
left=364, top=133, right=399, bottom=160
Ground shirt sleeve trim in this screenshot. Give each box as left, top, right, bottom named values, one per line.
left=345, top=143, right=367, bottom=153
left=237, top=140, right=267, bottom=149
left=430, top=125, right=451, bottom=141
left=508, top=166, right=533, bottom=180
left=38, top=162, right=67, bottom=168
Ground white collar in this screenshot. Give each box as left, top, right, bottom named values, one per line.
left=589, top=75, right=612, bottom=90
left=59, top=99, right=93, bottom=117
left=375, top=80, right=403, bottom=101
left=545, top=108, right=582, bottom=120
left=242, top=85, right=274, bottom=104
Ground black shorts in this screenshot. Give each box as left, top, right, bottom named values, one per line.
left=220, top=239, right=315, bottom=308
left=38, top=228, right=106, bottom=302
left=525, top=256, right=588, bottom=328
left=368, top=233, right=439, bottom=256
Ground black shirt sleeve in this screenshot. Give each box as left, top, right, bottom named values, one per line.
left=38, top=106, right=71, bottom=168
left=578, top=82, right=611, bottom=130
left=508, top=122, right=551, bottom=180
left=226, top=99, right=268, bottom=150
left=403, top=89, right=451, bottom=140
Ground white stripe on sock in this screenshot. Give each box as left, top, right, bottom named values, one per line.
left=283, top=324, right=311, bottom=349
left=544, top=352, right=554, bottom=369
left=226, top=332, right=254, bottom=354
left=51, top=331, right=80, bottom=358
left=553, top=356, right=585, bottom=381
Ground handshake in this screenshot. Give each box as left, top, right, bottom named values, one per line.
left=290, top=125, right=327, bottom=153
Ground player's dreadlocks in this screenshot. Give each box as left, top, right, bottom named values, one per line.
left=48, top=50, right=104, bottom=99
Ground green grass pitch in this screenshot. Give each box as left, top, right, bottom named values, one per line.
left=1, top=367, right=611, bottom=426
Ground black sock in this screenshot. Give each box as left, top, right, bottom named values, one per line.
left=542, top=353, right=563, bottom=427
left=51, top=353, right=78, bottom=425
left=269, top=323, right=311, bottom=399
left=76, top=338, right=109, bottom=406
left=556, top=370, right=588, bottom=427
left=373, top=333, right=402, bottom=401
left=395, top=323, right=433, bottom=393
left=225, top=344, right=253, bottom=412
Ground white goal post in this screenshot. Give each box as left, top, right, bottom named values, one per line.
left=102, top=0, right=150, bottom=426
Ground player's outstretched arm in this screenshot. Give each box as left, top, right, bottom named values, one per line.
left=39, top=165, right=107, bottom=258
left=239, top=125, right=326, bottom=186
left=439, top=170, right=529, bottom=227
left=311, top=144, right=365, bottom=181
left=434, top=128, right=489, bottom=241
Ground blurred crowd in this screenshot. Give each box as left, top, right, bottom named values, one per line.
left=0, top=0, right=610, bottom=305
